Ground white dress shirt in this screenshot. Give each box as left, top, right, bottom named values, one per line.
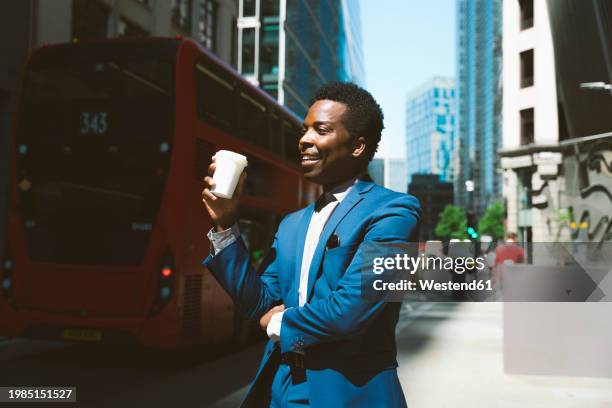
left=208, top=178, right=358, bottom=343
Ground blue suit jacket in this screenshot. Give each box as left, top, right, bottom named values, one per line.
left=203, top=180, right=421, bottom=407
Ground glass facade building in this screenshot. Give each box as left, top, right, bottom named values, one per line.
left=237, top=0, right=364, bottom=117
left=455, top=0, right=502, bottom=214
left=405, top=77, right=456, bottom=185
left=369, top=158, right=407, bottom=193
left=385, top=158, right=408, bottom=193
left=368, top=158, right=385, bottom=186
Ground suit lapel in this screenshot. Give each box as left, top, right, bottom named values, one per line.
left=292, top=204, right=314, bottom=307
left=305, top=180, right=375, bottom=302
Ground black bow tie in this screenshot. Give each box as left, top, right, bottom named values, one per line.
left=314, top=192, right=337, bottom=212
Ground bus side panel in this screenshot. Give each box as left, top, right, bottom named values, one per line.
left=142, top=40, right=235, bottom=347
left=182, top=43, right=236, bottom=346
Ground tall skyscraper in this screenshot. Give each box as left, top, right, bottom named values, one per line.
left=385, top=158, right=408, bottom=193
left=455, top=0, right=502, bottom=215
left=405, top=77, right=456, bottom=185
left=237, top=0, right=364, bottom=117
left=408, top=174, right=454, bottom=242
left=368, top=158, right=385, bottom=186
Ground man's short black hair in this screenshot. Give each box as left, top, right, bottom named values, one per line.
left=310, top=82, right=384, bottom=161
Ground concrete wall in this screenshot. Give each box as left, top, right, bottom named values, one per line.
left=505, top=303, right=612, bottom=378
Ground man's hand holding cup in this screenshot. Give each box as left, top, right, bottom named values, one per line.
left=201, top=151, right=248, bottom=232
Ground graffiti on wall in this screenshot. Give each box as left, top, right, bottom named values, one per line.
left=564, top=140, right=612, bottom=244
left=528, top=138, right=612, bottom=244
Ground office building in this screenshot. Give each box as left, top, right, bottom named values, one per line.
left=408, top=174, right=454, bottom=242
left=368, top=158, right=385, bottom=186
left=236, top=0, right=364, bottom=117
left=368, top=157, right=407, bottom=193
left=500, top=0, right=557, bottom=243
left=405, top=77, right=456, bottom=185
left=500, top=0, right=612, bottom=243
left=455, top=0, right=502, bottom=215
left=385, top=158, right=408, bottom=193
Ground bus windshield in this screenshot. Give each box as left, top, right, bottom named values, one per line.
left=16, top=52, right=174, bottom=265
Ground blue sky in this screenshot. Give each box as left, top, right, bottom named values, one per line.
left=360, top=0, right=456, bottom=159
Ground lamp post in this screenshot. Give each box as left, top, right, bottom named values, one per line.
left=465, top=179, right=474, bottom=213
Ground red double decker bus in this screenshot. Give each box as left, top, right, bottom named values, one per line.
left=0, top=38, right=317, bottom=348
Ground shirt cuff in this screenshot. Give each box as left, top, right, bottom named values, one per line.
left=207, top=223, right=241, bottom=256
left=266, top=310, right=284, bottom=342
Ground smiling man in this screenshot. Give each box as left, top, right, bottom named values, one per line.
left=201, top=82, right=421, bottom=407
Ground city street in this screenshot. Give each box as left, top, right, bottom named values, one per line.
left=1, top=1, right=611, bottom=407
left=397, top=303, right=612, bottom=408
left=2, top=302, right=612, bottom=407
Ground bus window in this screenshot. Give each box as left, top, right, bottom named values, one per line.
left=195, top=59, right=236, bottom=131
left=17, top=58, right=174, bottom=265
left=268, top=109, right=283, bottom=157
left=282, top=120, right=299, bottom=164
left=242, top=154, right=273, bottom=197
left=239, top=90, right=267, bottom=148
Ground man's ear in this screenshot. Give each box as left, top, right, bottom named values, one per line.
left=352, top=136, right=367, bottom=158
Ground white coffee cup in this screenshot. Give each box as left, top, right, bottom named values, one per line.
left=210, top=150, right=248, bottom=199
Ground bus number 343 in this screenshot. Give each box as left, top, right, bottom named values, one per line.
left=80, top=111, right=108, bottom=135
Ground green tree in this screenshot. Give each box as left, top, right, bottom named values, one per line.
left=478, top=202, right=505, bottom=240
left=435, top=205, right=467, bottom=240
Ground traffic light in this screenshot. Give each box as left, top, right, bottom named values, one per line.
left=467, top=227, right=479, bottom=239
left=466, top=212, right=479, bottom=240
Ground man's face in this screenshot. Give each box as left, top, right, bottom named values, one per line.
left=298, top=100, right=365, bottom=187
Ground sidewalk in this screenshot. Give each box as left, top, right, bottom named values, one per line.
left=396, top=302, right=612, bottom=408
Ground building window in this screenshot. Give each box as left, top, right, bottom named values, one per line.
left=519, top=0, right=534, bottom=30
left=261, top=0, right=279, bottom=18
left=241, top=27, right=256, bottom=75
left=520, top=108, right=534, bottom=145
left=231, top=17, right=238, bottom=68
left=198, top=0, right=217, bottom=50
left=260, top=0, right=279, bottom=98
left=172, top=0, right=193, bottom=31
left=72, top=0, right=109, bottom=40
left=242, top=0, right=256, bottom=17
left=520, top=49, right=534, bottom=88
left=118, top=17, right=149, bottom=37
left=518, top=170, right=533, bottom=210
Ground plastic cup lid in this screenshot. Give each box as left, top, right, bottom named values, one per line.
left=216, top=150, right=248, bottom=165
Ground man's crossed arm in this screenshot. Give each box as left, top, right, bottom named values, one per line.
left=203, top=195, right=420, bottom=353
